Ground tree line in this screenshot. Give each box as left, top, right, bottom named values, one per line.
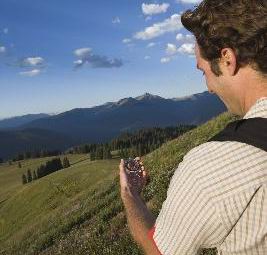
left=13, top=149, right=61, bottom=162
left=69, top=125, right=195, bottom=159
left=22, top=157, right=70, bottom=184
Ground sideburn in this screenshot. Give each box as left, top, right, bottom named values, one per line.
left=210, top=59, right=223, bottom=76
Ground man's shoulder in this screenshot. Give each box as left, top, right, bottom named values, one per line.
left=177, top=140, right=267, bottom=197
left=179, top=140, right=265, bottom=181
left=184, top=140, right=240, bottom=161
left=186, top=138, right=266, bottom=161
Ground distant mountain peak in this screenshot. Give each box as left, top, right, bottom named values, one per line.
left=172, top=91, right=210, bottom=101
left=135, top=93, right=163, bottom=101
left=116, top=97, right=136, bottom=106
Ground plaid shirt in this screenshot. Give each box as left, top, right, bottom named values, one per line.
left=153, top=97, right=267, bottom=255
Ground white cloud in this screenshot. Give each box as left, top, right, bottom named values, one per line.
left=177, top=43, right=195, bottom=55
left=23, top=57, right=44, bottom=66
left=112, top=17, right=121, bottom=24
left=160, top=57, right=171, bottom=63
left=176, top=33, right=184, bottom=41
left=74, top=59, right=83, bottom=65
left=19, top=69, right=41, bottom=77
left=0, top=46, right=6, bottom=53
left=142, top=3, right=170, bottom=16
left=74, top=48, right=92, bottom=58
left=134, top=14, right=182, bottom=40
left=3, top=28, right=8, bottom=34
left=122, top=38, right=132, bottom=44
left=185, top=34, right=195, bottom=41
left=147, top=42, right=156, bottom=48
left=166, top=43, right=178, bottom=55
left=144, top=55, right=151, bottom=60
left=73, top=48, right=123, bottom=69
left=176, top=0, right=201, bottom=4
left=176, top=33, right=195, bottom=42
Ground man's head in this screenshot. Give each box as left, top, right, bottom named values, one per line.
left=181, top=0, right=267, bottom=77
left=181, top=0, right=267, bottom=115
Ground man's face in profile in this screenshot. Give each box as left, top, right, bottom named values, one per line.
left=195, top=43, right=240, bottom=115
left=195, top=43, right=218, bottom=95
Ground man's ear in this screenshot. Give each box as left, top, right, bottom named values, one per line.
left=220, top=48, right=237, bottom=76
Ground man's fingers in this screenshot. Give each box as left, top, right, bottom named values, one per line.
left=119, top=159, right=131, bottom=196
left=136, top=157, right=149, bottom=183
left=120, top=159, right=125, bottom=170
left=143, top=170, right=147, bottom=177
left=119, top=159, right=127, bottom=181
left=143, top=169, right=151, bottom=186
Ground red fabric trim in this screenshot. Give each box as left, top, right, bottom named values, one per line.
left=148, top=225, right=163, bottom=255
left=148, top=225, right=156, bottom=239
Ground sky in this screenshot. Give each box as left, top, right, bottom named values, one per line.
left=0, top=0, right=206, bottom=119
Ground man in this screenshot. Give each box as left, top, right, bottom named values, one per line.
left=120, top=0, right=267, bottom=254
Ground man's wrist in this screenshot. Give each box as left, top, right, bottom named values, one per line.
left=121, top=185, right=141, bottom=204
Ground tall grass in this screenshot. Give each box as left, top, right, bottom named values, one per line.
left=0, top=112, right=237, bottom=255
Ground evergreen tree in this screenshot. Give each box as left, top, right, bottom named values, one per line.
left=119, top=148, right=129, bottom=158
left=54, top=158, right=63, bottom=170
left=106, top=149, right=112, bottom=159
left=37, top=164, right=46, bottom=178
left=83, top=145, right=90, bottom=153
left=95, top=146, right=104, bottom=160
left=138, top=143, right=144, bottom=157
left=119, top=149, right=125, bottom=158
left=27, top=169, right=32, bottom=183
left=17, top=154, right=24, bottom=161
left=90, top=151, right=96, bottom=161
left=33, top=170, right=37, bottom=180
left=103, top=146, right=112, bottom=159
left=36, top=158, right=63, bottom=180
left=36, top=167, right=41, bottom=178
left=45, top=158, right=63, bottom=174
left=24, top=151, right=31, bottom=159
left=63, top=157, right=70, bottom=168
left=22, top=174, right=27, bottom=184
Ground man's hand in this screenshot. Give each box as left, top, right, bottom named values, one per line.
left=119, top=157, right=161, bottom=255
left=119, top=157, right=148, bottom=199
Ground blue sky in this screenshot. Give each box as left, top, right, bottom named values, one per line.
left=0, top=0, right=205, bottom=119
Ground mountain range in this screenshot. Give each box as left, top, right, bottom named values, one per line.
left=0, top=113, right=50, bottom=129
left=0, top=91, right=227, bottom=159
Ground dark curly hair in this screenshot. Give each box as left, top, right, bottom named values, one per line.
left=181, top=0, right=267, bottom=76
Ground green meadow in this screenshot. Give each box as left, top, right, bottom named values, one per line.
left=0, top=112, right=236, bottom=255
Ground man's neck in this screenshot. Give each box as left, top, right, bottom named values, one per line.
left=240, top=71, right=267, bottom=115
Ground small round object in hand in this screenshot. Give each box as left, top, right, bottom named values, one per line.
left=124, top=157, right=143, bottom=177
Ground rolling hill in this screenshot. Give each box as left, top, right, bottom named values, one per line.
left=0, top=111, right=237, bottom=255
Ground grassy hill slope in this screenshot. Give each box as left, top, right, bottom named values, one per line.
left=0, top=156, right=119, bottom=254
left=0, top=112, right=237, bottom=255
left=0, top=154, right=88, bottom=202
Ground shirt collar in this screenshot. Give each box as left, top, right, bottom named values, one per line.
left=243, top=97, right=267, bottom=119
